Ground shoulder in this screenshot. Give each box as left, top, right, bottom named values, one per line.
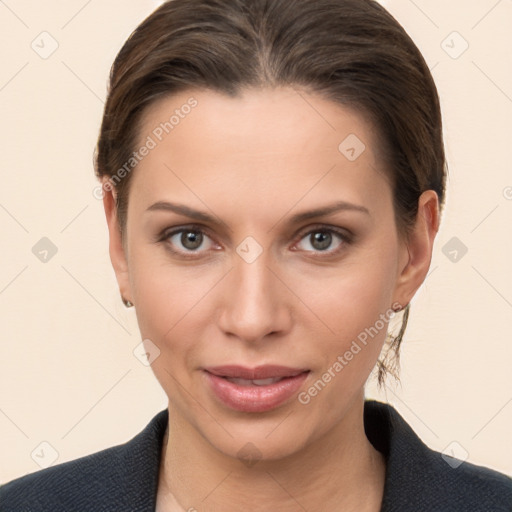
left=364, top=399, right=512, bottom=512
left=0, top=409, right=168, bottom=512
left=1, top=443, right=131, bottom=511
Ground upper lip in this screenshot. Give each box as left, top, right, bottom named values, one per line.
left=205, top=365, right=309, bottom=380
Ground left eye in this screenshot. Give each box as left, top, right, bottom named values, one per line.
left=295, top=229, right=347, bottom=253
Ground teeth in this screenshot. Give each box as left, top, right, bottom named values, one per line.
left=225, top=377, right=282, bottom=386
left=253, top=378, right=280, bottom=386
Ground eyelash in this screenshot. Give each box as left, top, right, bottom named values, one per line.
left=157, top=224, right=353, bottom=260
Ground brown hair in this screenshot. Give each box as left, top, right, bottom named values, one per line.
left=94, top=0, right=447, bottom=386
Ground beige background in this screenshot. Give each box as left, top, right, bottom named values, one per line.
left=1, top=0, right=511, bottom=483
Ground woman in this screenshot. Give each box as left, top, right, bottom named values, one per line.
left=1, top=0, right=511, bottom=510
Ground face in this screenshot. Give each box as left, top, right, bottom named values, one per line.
left=104, top=86, right=436, bottom=462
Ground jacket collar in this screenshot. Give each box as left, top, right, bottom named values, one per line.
left=363, top=399, right=433, bottom=511
left=118, top=399, right=423, bottom=510
left=117, top=399, right=446, bottom=511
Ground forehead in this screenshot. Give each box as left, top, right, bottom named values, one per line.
left=130, top=86, right=390, bottom=214
left=138, top=86, right=380, bottom=156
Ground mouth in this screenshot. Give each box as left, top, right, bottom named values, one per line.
left=222, top=376, right=291, bottom=386
left=203, top=365, right=310, bottom=413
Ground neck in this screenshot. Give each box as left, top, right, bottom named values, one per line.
left=157, top=396, right=386, bottom=512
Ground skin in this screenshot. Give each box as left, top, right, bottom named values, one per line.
left=102, top=86, right=439, bottom=511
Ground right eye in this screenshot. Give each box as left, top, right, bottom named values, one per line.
left=160, top=226, right=219, bottom=259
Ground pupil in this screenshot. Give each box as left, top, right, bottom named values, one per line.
left=312, top=231, right=331, bottom=250
left=182, top=231, right=202, bottom=250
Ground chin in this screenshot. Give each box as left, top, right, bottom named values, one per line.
left=191, top=406, right=320, bottom=465
left=214, top=429, right=311, bottom=466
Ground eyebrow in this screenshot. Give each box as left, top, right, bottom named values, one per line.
left=145, top=200, right=370, bottom=227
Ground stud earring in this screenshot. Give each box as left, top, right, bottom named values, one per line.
left=122, top=297, right=134, bottom=308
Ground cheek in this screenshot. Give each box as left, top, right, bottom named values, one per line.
left=132, top=267, right=196, bottom=335
left=130, top=263, right=202, bottom=396
left=297, top=262, right=397, bottom=419
left=290, top=241, right=399, bottom=389
left=128, top=248, right=222, bottom=358
left=295, top=246, right=397, bottom=334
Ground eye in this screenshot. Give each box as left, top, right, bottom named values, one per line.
left=160, top=226, right=217, bottom=258
left=294, top=227, right=350, bottom=255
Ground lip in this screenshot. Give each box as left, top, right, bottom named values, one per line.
left=203, top=365, right=310, bottom=413
left=205, top=365, right=308, bottom=380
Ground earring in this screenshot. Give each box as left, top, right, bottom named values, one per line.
left=122, top=297, right=134, bottom=308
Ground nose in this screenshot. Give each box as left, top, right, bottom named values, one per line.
left=217, top=249, right=292, bottom=344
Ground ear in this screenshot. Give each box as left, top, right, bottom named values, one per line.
left=102, top=179, right=132, bottom=305
left=392, top=190, right=440, bottom=308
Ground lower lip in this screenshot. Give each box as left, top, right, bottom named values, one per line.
left=204, top=371, right=309, bottom=413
